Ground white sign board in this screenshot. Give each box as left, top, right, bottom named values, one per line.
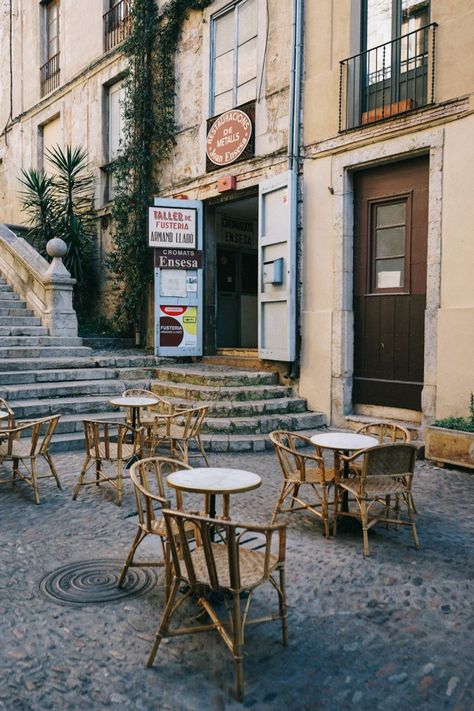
left=148, top=206, right=197, bottom=249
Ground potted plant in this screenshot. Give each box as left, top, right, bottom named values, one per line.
left=425, top=394, right=474, bottom=469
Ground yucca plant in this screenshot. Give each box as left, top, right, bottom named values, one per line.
left=18, top=144, right=96, bottom=311
left=18, top=169, right=57, bottom=257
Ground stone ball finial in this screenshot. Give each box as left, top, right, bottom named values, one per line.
left=46, top=238, right=68, bottom=259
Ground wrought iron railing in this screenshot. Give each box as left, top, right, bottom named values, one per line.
left=104, top=0, right=131, bottom=52
left=40, top=52, right=60, bottom=97
left=339, top=22, right=437, bottom=131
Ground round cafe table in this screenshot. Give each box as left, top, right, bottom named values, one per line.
left=310, top=432, right=378, bottom=513
left=167, top=467, right=262, bottom=521
left=109, top=396, right=159, bottom=429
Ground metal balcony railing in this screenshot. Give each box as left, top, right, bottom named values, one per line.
left=40, top=52, right=60, bottom=97
left=104, top=0, right=131, bottom=52
left=339, top=22, right=437, bottom=131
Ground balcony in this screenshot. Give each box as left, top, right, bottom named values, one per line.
left=40, top=52, right=60, bottom=97
left=339, top=22, right=437, bottom=132
left=104, top=0, right=131, bottom=52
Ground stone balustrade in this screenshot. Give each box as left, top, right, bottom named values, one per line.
left=0, top=224, right=78, bottom=337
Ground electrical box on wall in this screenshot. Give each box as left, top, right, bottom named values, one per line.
left=262, top=258, right=284, bottom=285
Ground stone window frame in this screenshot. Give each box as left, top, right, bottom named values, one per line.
left=330, top=127, right=443, bottom=424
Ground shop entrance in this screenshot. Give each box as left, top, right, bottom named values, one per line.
left=206, top=195, right=259, bottom=351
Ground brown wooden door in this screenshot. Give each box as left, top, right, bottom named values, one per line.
left=353, top=156, right=429, bottom=410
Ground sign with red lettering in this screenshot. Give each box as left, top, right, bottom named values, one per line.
left=159, top=305, right=197, bottom=348
left=206, top=105, right=253, bottom=169
left=148, top=206, right=197, bottom=249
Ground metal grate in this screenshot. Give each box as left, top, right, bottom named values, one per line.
left=104, top=0, right=131, bottom=52
left=39, top=559, right=158, bottom=606
left=40, top=52, right=60, bottom=97
left=339, top=22, right=437, bottom=131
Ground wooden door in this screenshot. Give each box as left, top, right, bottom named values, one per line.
left=353, top=156, right=429, bottom=410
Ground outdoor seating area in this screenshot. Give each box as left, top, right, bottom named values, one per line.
left=0, top=390, right=432, bottom=701
left=0, top=402, right=471, bottom=708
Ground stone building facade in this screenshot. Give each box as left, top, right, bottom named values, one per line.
left=0, top=0, right=473, bottom=426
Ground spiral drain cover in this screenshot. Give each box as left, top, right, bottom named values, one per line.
left=39, top=559, right=158, bottom=605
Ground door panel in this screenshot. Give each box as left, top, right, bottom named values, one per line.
left=353, top=156, right=428, bottom=410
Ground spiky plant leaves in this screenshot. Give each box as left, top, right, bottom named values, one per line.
left=18, top=168, right=57, bottom=256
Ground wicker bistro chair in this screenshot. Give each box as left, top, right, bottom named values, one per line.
left=118, top=456, right=194, bottom=597
left=0, top=415, right=61, bottom=504
left=269, top=431, right=336, bottom=536
left=147, top=509, right=288, bottom=701
left=0, top=397, right=15, bottom=430
left=150, top=405, right=209, bottom=466
left=72, top=420, right=144, bottom=506
left=333, top=443, right=420, bottom=555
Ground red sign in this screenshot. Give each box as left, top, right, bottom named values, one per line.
left=206, top=109, right=253, bottom=167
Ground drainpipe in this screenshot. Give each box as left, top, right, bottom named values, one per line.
left=286, top=0, right=304, bottom=380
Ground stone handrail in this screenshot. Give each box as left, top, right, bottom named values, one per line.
left=0, top=224, right=78, bottom=337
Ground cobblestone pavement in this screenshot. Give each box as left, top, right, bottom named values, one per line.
left=0, top=447, right=473, bottom=711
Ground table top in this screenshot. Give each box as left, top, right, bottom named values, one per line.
left=167, top=468, right=262, bottom=495
left=110, top=396, right=159, bottom=408
left=0, top=410, right=9, bottom=420
left=310, top=432, right=379, bottom=451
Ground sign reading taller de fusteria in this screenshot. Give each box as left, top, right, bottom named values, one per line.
left=206, top=101, right=255, bottom=173
left=148, top=205, right=197, bottom=249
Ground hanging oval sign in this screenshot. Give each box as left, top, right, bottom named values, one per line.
left=206, top=109, right=253, bottom=167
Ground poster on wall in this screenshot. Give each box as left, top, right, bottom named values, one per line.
left=159, top=305, right=197, bottom=349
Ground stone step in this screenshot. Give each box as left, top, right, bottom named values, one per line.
left=47, top=426, right=325, bottom=454
left=0, top=284, right=14, bottom=292
left=0, top=379, right=127, bottom=402
left=202, top=354, right=267, bottom=370
left=155, top=365, right=277, bottom=387
left=0, top=335, right=84, bottom=347
left=0, top=297, right=21, bottom=308
left=9, top=394, right=125, bottom=419
left=0, top=325, right=49, bottom=336
left=0, top=306, right=30, bottom=316
left=0, top=365, right=157, bottom=386
left=0, top=292, right=19, bottom=301
left=163, top=395, right=308, bottom=417
left=0, top=346, right=93, bottom=359
left=201, top=411, right=325, bottom=435
left=151, top=380, right=294, bottom=402
left=0, top=314, right=42, bottom=326
left=0, top=353, right=160, bottom=371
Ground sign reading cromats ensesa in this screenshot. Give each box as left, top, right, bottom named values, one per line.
left=206, top=102, right=255, bottom=173
left=154, top=248, right=202, bottom=269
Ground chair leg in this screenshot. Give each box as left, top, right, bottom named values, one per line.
left=321, top=485, right=330, bottom=537
left=72, top=454, right=92, bottom=500
left=271, top=482, right=292, bottom=524
left=118, top=528, right=147, bottom=588
left=147, top=577, right=180, bottom=667
left=31, top=458, right=40, bottom=505
left=232, top=592, right=244, bottom=701
left=163, top=541, right=172, bottom=603
left=290, top=484, right=300, bottom=509
left=43, top=451, right=61, bottom=490
left=117, top=460, right=123, bottom=507
left=359, top=499, right=369, bottom=556
left=195, top=435, right=209, bottom=466
left=278, top=567, right=288, bottom=646
left=12, top=457, right=19, bottom=485
left=407, top=494, right=420, bottom=549
left=332, top=485, right=340, bottom=536
left=96, top=459, right=101, bottom=486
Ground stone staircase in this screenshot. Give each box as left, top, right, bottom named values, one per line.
left=0, top=275, right=325, bottom=453
left=150, top=364, right=325, bottom=452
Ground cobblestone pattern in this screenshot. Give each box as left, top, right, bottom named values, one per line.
left=0, top=448, right=472, bottom=710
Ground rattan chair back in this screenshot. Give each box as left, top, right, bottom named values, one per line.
left=151, top=405, right=209, bottom=465
left=83, top=419, right=143, bottom=461
left=356, top=421, right=410, bottom=443
left=269, top=430, right=326, bottom=483
left=130, top=456, right=192, bottom=531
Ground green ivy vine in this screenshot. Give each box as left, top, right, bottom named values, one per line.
left=108, top=0, right=212, bottom=337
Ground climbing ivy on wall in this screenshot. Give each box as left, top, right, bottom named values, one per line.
left=108, top=0, right=213, bottom=337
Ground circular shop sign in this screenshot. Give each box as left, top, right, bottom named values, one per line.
left=206, top=109, right=252, bottom=167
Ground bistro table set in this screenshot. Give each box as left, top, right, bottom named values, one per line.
left=0, top=390, right=421, bottom=699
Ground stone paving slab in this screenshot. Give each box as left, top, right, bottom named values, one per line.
left=0, top=448, right=472, bottom=711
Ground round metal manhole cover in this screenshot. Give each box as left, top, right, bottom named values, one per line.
left=39, top=559, right=158, bottom=606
